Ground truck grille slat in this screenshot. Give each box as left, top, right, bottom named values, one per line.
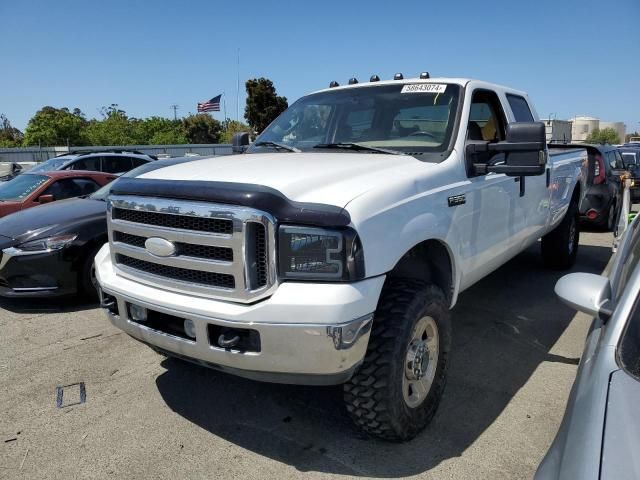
left=108, top=196, right=275, bottom=303
left=116, top=254, right=236, bottom=289
left=113, top=207, right=233, bottom=234
left=114, top=231, right=233, bottom=262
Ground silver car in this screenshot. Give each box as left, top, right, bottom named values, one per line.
left=536, top=217, right=640, bottom=479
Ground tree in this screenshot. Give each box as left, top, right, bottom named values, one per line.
left=0, top=114, right=23, bottom=147
left=220, top=119, right=250, bottom=143
left=84, top=104, right=140, bottom=146
left=135, top=117, right=187, bottom=145
left=586, top=128, right=621, bottom=145
left=182, top=114, right=222, bottom=143
left=22, top=107, right=88, bottom=146
left=244, top=78, right=288, bottom=134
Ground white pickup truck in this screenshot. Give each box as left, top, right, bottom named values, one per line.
left=96, top=75, right=587, bottom=441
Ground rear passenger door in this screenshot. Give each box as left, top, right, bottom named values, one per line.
left=505, top=93, right=549, bottom=245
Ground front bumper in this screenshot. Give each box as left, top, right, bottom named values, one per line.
left=96, top=245, right=385, bottom=385
left=0, top=247, right=78, bottom=297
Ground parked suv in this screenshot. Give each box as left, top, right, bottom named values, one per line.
left=619, top=144, right=640, bottom=202
left=29, top=150, right=156, bottom=175
left=554, top=144, right=625, bottom=230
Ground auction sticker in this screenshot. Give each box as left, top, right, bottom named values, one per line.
left=401, top=84, right=447, bottom=94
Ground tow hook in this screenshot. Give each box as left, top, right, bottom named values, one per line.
left=218, top=333, right=240, bottom=349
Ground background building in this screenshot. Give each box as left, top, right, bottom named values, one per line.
left=542, top=119, right=572, bottom=143
left=570, top=116, right=627, bottom=144
left=570, top=116, right=599, bottom=143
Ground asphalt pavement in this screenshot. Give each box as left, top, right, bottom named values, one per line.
left=0, top=230, right=614, bottom=479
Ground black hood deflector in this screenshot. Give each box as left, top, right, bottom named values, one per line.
left=110, top=178, right=351, bottom=227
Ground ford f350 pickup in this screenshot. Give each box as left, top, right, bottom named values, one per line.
left=96, top=75, right=587, bottom=441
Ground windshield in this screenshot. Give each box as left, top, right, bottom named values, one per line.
left=249, top=83, right=461, bottom=158
left=29, top=157, right=72, bottom=173
left=0, top=174, right=49, bottom=201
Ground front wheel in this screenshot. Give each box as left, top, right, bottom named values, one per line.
left=541, top=200, right=579, bottom=270
left=343, top=279, right=451, bottom=442
left=79, top=244, right=104, bottom=299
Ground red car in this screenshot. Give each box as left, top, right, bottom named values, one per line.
left=0, top=171, right=117, bottom=219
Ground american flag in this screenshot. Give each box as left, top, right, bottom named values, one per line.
left=197, top=95, right=222, bottom=113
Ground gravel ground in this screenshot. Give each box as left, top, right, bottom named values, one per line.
left=0, top=230, right=614, bottom=479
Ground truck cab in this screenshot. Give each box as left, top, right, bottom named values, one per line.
left=96, top=75, right=586, bottom=441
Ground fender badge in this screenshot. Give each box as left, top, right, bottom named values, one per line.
left=448, top=194, right=466, bottom=207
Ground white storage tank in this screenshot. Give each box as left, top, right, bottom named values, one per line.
left=570, top=116, right=599, bottom=143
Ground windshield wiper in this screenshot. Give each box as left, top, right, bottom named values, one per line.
left=313, top=142, right=405, bottom=155
left=254, top=141, right=301, bottom=153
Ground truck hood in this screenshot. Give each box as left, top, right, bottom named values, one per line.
left=138, top=152, right=430, bottom=208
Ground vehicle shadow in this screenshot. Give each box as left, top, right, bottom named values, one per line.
left=155, top=243, right=611, bottom=477
left=0, top=295, right=97, bottom=314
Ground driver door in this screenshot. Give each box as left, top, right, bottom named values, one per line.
left=458, top=89, right=524, bottom=289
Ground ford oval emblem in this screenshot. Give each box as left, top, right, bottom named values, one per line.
left=145, top=237, right=176, bottom=257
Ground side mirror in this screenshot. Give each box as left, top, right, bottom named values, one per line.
left=37, top=194, right=54, bottom=204
left=468, top=122, right=547, bottom=176
left=232, top=132, right=250, bottom=153
left=555, top=272, right=612, bottom=318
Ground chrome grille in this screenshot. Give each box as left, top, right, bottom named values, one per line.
left=108, top=195, right=277, bottom=303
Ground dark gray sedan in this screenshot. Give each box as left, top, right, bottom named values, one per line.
left=536, top=218, right=640, bottom=479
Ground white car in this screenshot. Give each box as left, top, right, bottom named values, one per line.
left=96, top=75, right=587, bottom=441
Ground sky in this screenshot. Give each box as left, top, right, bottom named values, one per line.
left=1, top=0, right=639, bottom=133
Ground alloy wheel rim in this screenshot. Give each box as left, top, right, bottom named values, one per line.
left=403, top=316, right=439, bottom=408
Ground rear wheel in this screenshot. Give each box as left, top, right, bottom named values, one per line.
left=343, top=279, right=451, bottom=442
left=541, top=200, right=579, bottom=270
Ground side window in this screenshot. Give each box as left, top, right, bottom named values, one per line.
left=619, top=293, right=640, bottom=380
left=71, top=178, right=101, bottom=196
left=42, top=178, right=99, bottom=201
left=606, top=152, right=617, bottom=170
left=467, top=90, right=507, bottom=142
left=611, top=221, right=640, bottom=300
left=130, top=157, right=148, bottom=168
left=506, top=94, right=534, bottom=122
left=69, top=156, right=101, bottom=171
left=102, top=156, right=132, bottom=174
left=614, top=151, right=624, bottom=169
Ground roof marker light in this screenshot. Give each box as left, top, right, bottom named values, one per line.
left=370, top=75, right=380, bottom=82
left=419, top=72, right=430, bottom=79
left=393, top=73, right=404, bottom=80
left=348, top=77, right=359, bottom=85
left=329, top=81, right=339, bottom=88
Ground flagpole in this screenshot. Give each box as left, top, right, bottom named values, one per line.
left=223, top=92, right=227, bottom=123
left=236, top=48, right=240, bottom=122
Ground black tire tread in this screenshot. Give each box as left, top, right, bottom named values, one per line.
left=541, top=199, right=579, bottom=270
left=344, top=278, right=451, bottom=442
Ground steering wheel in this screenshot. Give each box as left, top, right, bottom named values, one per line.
left=408, top=131, right=436, bottom=139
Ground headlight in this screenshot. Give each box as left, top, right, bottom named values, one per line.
left=12, top=234, right=78, bottom=254
left=278, top=226, right=364, bottom=281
